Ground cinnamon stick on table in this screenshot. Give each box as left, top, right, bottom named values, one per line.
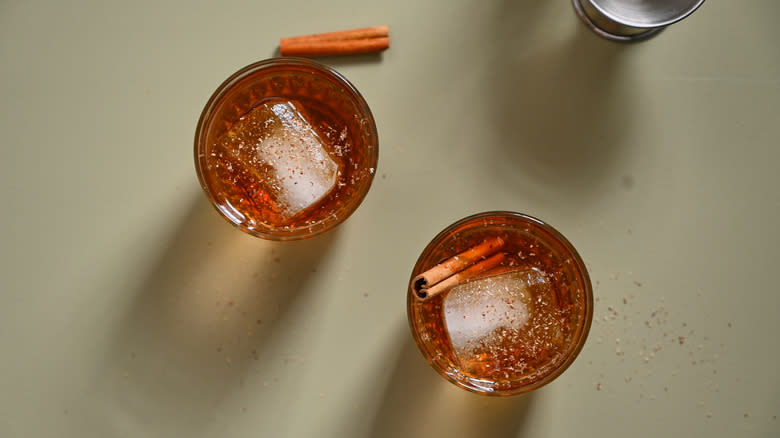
left=412, top=236, right=505, bottom=300
left=280, top=25, right=390, bottom=57
left=281, top=25, right=389, bottom=44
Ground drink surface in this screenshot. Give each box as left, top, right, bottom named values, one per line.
left=196, top=61, right=376, bottom=238
left=408, top=213, right=591, bottom=395
left=443, top=268, right=565, bottom=382
left=208, top=99, right=343, bottom=226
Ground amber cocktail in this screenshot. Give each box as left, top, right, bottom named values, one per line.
left=408, top=212, right=593, bottom=395
left=194, top=58, right=378, bottom=240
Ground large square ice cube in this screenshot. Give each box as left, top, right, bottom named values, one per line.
left=213, top=99, right=340, bottom=222
left=443, top=269, right=547, bottom=360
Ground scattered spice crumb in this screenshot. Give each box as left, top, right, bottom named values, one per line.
left=595, top=382, right=602, bottom=391
left=743, top=413, right=748, bottom=418
left=257, top=319, right=262, bottom=324
left=679, top=336, right=686, bottom=345
left=634, top=281, right=642, bottom=287
left=728, top=322, right=732, bottom=328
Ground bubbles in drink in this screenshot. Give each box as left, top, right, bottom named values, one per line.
left=443, top=268, right=565, bottom=378
left=210, top=99, right=341, bottom=224
left=443, top=270, right=534, bottom=356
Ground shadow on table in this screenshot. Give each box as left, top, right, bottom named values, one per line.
left=82, top=191, right=339, bottom=436
left=339, top=322, right=537, bottom=438
left=485, top=0, right=636, bottom=212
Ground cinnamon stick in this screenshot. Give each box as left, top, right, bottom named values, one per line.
left=280, top=37, right=389, bottom=57
left=279, top=25, right=390, bottom=57
left=412, top=236, right=505, bottom=299
left=281, top=25, right=389, bottom=45
left=417, top=252, right=507, bottom=301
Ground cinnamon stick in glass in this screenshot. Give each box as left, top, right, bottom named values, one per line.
left=411, top=236, right=505, bottom=299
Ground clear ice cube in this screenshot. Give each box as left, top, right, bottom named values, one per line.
left=443, top=269, right=548, bottom=360
left=214, top=99, right=339, bottom=222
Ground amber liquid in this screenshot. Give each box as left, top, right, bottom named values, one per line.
left=200, top=63, right=375, bottom=236
left=409, top=214, right=589, bottom=394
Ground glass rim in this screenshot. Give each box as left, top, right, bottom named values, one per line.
left=407, top=210, right=594, bottom=396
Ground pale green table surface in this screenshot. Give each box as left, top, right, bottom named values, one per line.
left=1, top=1, right=778, bottom=437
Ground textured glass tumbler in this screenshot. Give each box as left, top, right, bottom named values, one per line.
left=407, top=212, right=593, bottom=396
left=194, top=58, right=378, bottom=240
